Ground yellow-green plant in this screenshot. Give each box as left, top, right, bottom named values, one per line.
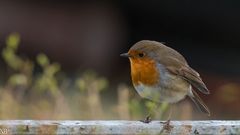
left=34, top=53, right=61, bottom=95
left=2, top=33, right=33, bottom=88
left=75, top=70, right=108, bottom=119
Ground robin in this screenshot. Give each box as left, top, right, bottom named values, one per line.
left=120, top=40, right=210, bottom=125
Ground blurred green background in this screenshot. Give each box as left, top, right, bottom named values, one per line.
left=0, top=1, right=239, bottom=120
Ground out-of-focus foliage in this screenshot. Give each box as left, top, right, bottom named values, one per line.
left=2, top=33, right=22, bottom=70
left=35, top=53, right=60, bottom=95
left=0, top=33, right=172, bottom=120
left=76, top=70, right=108, bottom=92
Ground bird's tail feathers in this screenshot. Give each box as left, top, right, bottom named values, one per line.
left=188, top=90, right=210, bottom=116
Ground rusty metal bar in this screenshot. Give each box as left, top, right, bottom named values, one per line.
left=0, top=120, right=239, bottom=134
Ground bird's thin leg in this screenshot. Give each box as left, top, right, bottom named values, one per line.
left=140, top=115, right=151, bottom=123
left=160, top=104, right=173, bottom=130
left=140, top=103, right=160, bottom=123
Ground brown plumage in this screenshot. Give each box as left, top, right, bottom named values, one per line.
left=121, top=40, right=210, bottom=116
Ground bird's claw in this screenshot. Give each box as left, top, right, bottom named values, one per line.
left=140, top=115, right=152, bottom=123
left=161, top=119, right=173, bottom=130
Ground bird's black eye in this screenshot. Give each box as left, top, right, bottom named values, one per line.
left=138, top=53, right=145, bottom=58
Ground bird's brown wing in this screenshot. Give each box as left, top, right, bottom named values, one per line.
left=174, top=66, right=209, bottom=94
left=163, top=57, right=210, bottom=95
left=163, top=58, right=210, bottom=115
left=154, top=43, right=210, bottom=94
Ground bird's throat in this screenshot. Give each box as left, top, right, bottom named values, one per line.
left=130, top=58, right=160, bottom=86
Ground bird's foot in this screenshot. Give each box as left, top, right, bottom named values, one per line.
left=140, top=115, right=152, bottom=123
left=160, top=119, right=173, bottom=131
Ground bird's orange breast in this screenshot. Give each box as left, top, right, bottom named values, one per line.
left=130, top=57, right=160, bottom=86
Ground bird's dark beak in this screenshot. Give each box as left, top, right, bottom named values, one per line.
left=120, top=53, right=130, bottom=58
